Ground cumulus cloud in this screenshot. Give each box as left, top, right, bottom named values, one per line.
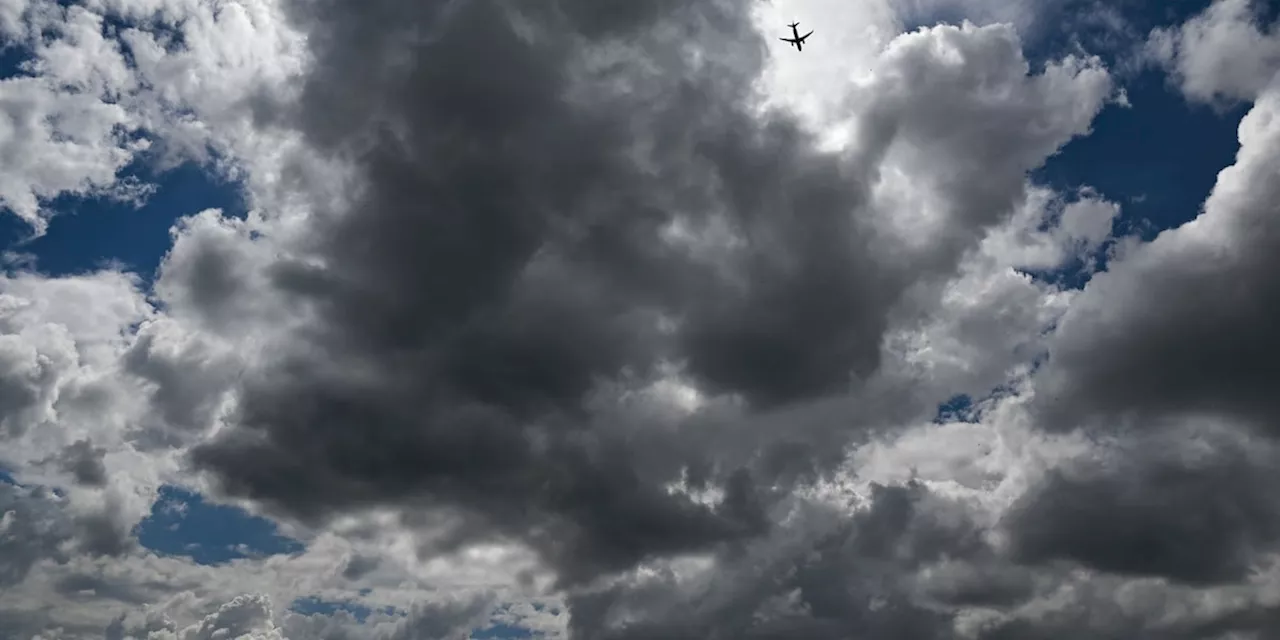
left=1036, top=30, right=1280, bottom=435
left=176, top=0, right=1111, bottom=601
left=108, top=593, right=285, bottom=640
left=1146, top=0, right=1280, bottom=105
left=0, top=3, right=152, bottom=234
left=0, top=0, right=305, bottom=234
left=9, top=0, right=1280, bottom=638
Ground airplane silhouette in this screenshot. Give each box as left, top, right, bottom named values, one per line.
left=780, top=22, right=813, bottom=51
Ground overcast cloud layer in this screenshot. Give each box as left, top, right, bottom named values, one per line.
left=3, top=0, right=1280, bottom=638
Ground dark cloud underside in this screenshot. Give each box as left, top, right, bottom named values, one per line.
left=190, top=0, right=907, bottom=586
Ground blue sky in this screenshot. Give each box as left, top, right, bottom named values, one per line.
left=0, top=0, right=1259, bottom=637
left=133, top=485, right=303, bottom=565
left=0, top=161, right=244, bottom=279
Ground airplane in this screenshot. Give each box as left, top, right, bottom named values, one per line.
left=780, top=22, right=813, bottom=51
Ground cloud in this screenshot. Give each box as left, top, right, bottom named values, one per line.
left=111, top=592, right=286, bottom=640
left=1005, top=424, right=1280, bottom=585
left=0, top=3, right=152, bottom=234
left=0, top=482, right=71, bottom=590
left=563, top=481, right=1005, bottom=639
left=1034, top=22, right=1280, bottom=433
left=0, top=0, right=307, bottom=234
left=172, top=0, right=1112, bottom=600
left=1146, top=0, right=1280, bottom=105
left=47, top=440, right=109, bottom=487
left=15, top=0, right=1280, bottom=638
left=374, top=593, right=495, bottom=640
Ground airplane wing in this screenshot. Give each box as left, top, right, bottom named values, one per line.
left=800, top=30, right=813, bottom=39
left=780, top=37, right=797, bottom=42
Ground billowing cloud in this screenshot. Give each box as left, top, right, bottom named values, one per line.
left=179, top=0, right=1110, bottom=596
left=1006, top=424, right=1280, bottom=586
left=9, top=0, right=1280, bottom=638
left=0, top=0, right=306, bottom=234
left=1146, top=0, right=1280, bottom=105
left=1036, top=7, right=1280, bottom=434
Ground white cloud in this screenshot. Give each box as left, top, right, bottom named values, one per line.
left=981, top=186, right=1120, bottom=271
left=0, top=0, right=307, bottom=234
left=0, top=70, right=148, bottom=234
left=1146, top=0, right=1280, bottom=105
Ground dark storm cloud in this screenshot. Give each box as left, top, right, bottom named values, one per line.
left=977, top=582, right=1280, bottom=640
left=1003, top=78, right=1280, bottom=632
left=562, top=475, right=1280, bottom=639
left=189, top=0, right=907, bottom=586
left=565, top=482, right=1018, bottom=640
left=1032, top=91, right=1280, bottom=435
left=1033, top=238, right=1280, bottom=433
left=1004, top=430, right=1280, bottom=585
left=176, top=0, right=1113, bottom=621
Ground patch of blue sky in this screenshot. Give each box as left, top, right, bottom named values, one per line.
left=0, top=160, right=246, bottom=280
left=0, top=10, right=247, bottom=283
left=288, top=597, right=389, bottom=623
left=923, top=1, right=1252, bottom=417
left=469, top=603, right=549, bottom=639
left=288, top=598, right=542, bottom=638
left=1034, top=66, right=1248, bottom=241
left=0, top=41, right=31, bottom=76
left=1032, top=3, right=1246, bottom=249
left=933, top=394, right=976, bottom=423
left=0, top=469, right=67, bottom=498
left=901, top=1, right=1249, bottom=297
left=931, top=351, right=1052, bottom=424
left=470, top=622, right=537, bottom=639
left=1016, top=0, right=1248, bottom=291
left=133, top=485, right=304, bottom=565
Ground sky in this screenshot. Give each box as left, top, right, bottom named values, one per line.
left=1, top=0, right=1280, bottom=638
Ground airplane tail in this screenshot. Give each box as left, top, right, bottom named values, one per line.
left=788, top=21, right=799, bottom=28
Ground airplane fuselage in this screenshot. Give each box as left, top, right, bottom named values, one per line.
left=782, top=22, right=812, bottom=51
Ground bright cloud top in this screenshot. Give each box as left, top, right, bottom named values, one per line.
left=2, top=0, right=1280, bottom=638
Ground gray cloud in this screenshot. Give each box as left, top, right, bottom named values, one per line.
left=564, top=481, right=1021, bottom=639
left=73, top=506, right=137, bottom=559
left=1004, top=428, right=1280, bottom=585
left=160, top=2, right=1118, bottom=630
left=55, top=572, right=153, bottom=605
left=188, top=0, right=900, bottom=588
left=50, top=440, right=108, bottom=487
left=123, top=319, right=240, bottom=443
left=0, top=0, right=1192, bottom=636
left=0, top=483, right=71, bottom=588
left=0, top=331, right=62, bottom=440
left=340, top=553, right=380, bottom=582
left=1033, top=1, right=1280, bottom=436
left=379, top=592, right=496, bottom=640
